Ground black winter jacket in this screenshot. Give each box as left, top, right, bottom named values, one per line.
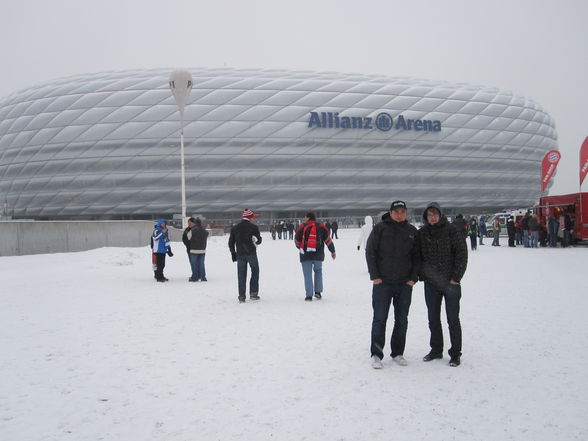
left=506, top=219, right=515, bottom=234
left=187, top=225, right=209, bottom=251
left=452, top=217, right=468, bottom=240
left=228, top=220, right=262, bottom=256
left=366, top=213, right=420, bottom=283
left=418, top=204, right=468, bottom=287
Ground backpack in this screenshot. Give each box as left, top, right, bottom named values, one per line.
left=301, top=222, right=323, bottom=252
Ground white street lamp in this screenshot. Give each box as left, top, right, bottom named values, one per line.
left=169, top=69, right=193, bottom=229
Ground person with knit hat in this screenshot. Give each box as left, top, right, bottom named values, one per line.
left=228, top=208, right=262, bottom=303
left=417, top=202, right=468, bottom=367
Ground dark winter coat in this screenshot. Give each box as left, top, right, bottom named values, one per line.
left=452, top=216, right=468, bottom=240
left=521, top=214, right=531, bottom=230
left=506, top=219, right=516, bottom=235
left=528, top=216, right=540, bottom=231
left=182, top=226, right=191, bottom=252
left=563, top=214, right=573, bottom=231
left=469, top=219, right=478, bottom=237
left=187, top=225, right=209, bottom=253
left=418, top=203, right=468, bottom=287
left=228, top=220, right=262, bottom=256
left=294, top=221, right=335, bottom=262
left=365, top=213, right=420, bottom=284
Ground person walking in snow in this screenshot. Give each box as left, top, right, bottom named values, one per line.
left=294, top=212, right=336, bottom=301
left=418, top=203, right=468, bottom=367
left=357, top=215, right=374, bottom=251
left=365, top=201, right=420, bottom=369
left=151, top=218, right=173, bottom=282
left=229, top=209, right=262, bottom=303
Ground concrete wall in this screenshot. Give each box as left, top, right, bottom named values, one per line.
left=0, top=221, right=185, bottom=256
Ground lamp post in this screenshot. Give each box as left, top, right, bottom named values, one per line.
left=169, top=69, right=193, bottom=229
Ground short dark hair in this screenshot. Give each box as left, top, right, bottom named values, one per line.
left=305, top=212, right=316, bottom=221
left=188, top=217, right=196, bottom=224
left=194, top=217, right=202, bottom=225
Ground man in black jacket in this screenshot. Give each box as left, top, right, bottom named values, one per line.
left=294, top=212, right=336, bottom=301
left=418, top=202, right=468, bottom=367
left=228, top=208, right=262, bottom=303
left=365, top=200, right=420, bottom=369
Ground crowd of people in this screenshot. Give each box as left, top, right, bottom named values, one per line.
left=450, top=209, right=576, bottom=250
left=148, top=202, right=578, bottom=370
left=269, top=219, right=340, bottom=240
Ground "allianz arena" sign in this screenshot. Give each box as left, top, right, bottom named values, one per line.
left=308, top=111, right=442, bottom=132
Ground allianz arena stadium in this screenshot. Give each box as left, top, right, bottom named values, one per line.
left=0, top=68, right=558, bottom=221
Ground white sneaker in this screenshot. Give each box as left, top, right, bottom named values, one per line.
left=371, top=355, right=383, bottom=369
left=392, top=355, right=408, bottom=366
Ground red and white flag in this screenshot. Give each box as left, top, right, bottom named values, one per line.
left=541, top=150, right=561, bottom=193
left=580, top=136, right=588, bottom=186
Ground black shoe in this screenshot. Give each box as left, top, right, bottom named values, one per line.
left=250, top=295, right=260, bottom=301
left=200, top=278, right=207, bottom=282
left=156, top=278, right=168, bottom=283
left=238, top=298, right=246, bottom=303
left=314, top=292, right=322, bottom=300
left=449, top=356, right=461, bottom=367
left=305, top=296, right=313, bottom=301
left=423, top=352, right=443, bottom=362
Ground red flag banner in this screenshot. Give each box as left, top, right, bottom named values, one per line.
left=541, top=150, right=561, bottom=193
left=580, top=136, right=588, bottom=186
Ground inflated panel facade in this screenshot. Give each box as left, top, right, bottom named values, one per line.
left=0, top=68, right=558, bottom=219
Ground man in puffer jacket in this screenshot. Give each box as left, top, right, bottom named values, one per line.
left=151, top=218, right=173, bottom=282
left=418, top=202, right=468, bottom=367
left=365, top=201, right=420, bottom=369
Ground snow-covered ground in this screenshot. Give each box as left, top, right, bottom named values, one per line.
left=1, top=229, right=586, bottom=441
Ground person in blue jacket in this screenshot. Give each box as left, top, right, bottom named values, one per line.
left=151, top=218, right=173, bottom=282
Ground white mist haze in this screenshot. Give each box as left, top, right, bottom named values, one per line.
left=0, top=0, right=586, bottom=194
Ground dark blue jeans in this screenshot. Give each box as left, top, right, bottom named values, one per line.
left=371, top=282, right=413, bottom=359
left=189, top=253, right=206, bottom=281
left=548, top=221, right=559, bottom=247
left=424, top=282, right=462, bottom=357
left=237, top=255, right=259, bottom=300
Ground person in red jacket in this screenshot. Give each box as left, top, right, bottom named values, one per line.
left=294, top=212, right=336, bottom=301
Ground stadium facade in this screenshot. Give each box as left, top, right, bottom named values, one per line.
left=0, top=68, right=558, bottom=221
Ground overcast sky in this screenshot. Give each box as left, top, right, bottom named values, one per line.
left=1, top=0, right=586, bottom=194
